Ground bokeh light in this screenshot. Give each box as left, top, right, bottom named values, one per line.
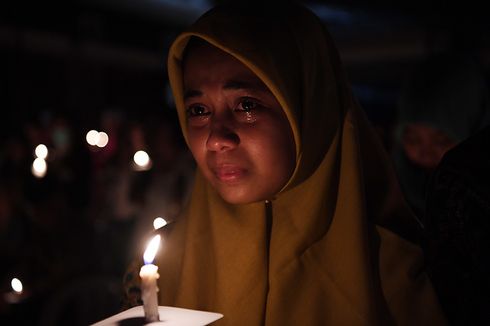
left=134, top=150, right=150, bottom=167
left=96, top=131, right=109, bottom=148
left=153, top=217, right=167, bottom=230
left=34, top=144, right=48, bottom=159
left=32, top=158, right=47, bottom=178
left=86, top=130, right=99, bottom=146
left=11, top=278, right=23, bottom=293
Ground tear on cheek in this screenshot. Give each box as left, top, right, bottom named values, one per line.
left=245, top=111, right=257, bottom=123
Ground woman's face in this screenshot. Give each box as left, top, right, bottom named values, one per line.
left=402, top=123, right=456, bottom=170
left=182, top=41, right=296, bottom=204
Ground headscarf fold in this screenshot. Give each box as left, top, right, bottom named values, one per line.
left=155, top=3, right=446, bottom=325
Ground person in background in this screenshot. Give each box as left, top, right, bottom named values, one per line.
left=424, top=124, right=490, bottom=325
left=124, top=2, right=447, bottom=324
left=392, top=52, right=490, bottom=222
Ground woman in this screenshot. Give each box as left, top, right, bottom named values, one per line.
left=392, top=52, right=490, bottom=221
left=126, top=3, right=446, bottom=325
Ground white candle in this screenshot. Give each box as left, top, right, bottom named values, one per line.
left=139, top=234, right=161, bottom=322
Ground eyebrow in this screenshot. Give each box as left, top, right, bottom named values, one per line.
left=183, top=89, right=202, bottom=100
left=223, top=80, right=269, bottom=92
left=183, top=79, right=270, bottom=101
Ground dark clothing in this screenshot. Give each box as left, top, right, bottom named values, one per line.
left=425, top=125, right=490, bottom=325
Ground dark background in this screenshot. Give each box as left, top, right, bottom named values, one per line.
left=2, top=0, right=489, bottom=148
left=0, top=0, right=489, bottom=324
left=2, top=0, right=489, bottom=129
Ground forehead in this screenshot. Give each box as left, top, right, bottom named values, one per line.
left=182, top=41, right=264, bottom=87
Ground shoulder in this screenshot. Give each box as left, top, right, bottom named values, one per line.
left=438, top=125, right=490, bottom=175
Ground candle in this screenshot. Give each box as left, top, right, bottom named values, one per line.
left=139, top=234, right=161, bottom=322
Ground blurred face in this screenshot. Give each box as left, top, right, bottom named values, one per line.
left=402, top=123, right=456, bottom=170
left=182, top=42, right=296, bottom=204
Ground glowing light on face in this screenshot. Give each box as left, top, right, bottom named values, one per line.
left=34, top=144, right=48, bottom=159
left=153, top=217, right=167, bottom=230
left=86, top=130, right=99, bottom=146
left=96, top=132, right=109, bottom=148
left=32, top=158, right=47, bottom=178
left=143, top=235, right=161, bottom=264
left=11, top=278, right=23, bottom=293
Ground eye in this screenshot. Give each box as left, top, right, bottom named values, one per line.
left=236, top=98, right=258, bottom=112
left=186, top=104, right=210, bottom=118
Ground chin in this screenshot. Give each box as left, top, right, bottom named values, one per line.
left=216, top=187, right=264, bottom=205
left=219, top=191, right=253, bottom=205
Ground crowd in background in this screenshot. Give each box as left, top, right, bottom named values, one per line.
left=0, top=107, right=195, bottom=325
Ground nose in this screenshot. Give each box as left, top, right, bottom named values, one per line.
left=206, top=118, right=239, bottom=152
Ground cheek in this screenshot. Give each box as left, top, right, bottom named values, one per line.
left=251, top=121, right=295, bottom=177
left=402, top=133, right=422, bottom=157
left=187, top=129, right=207, bottom=163
left=403, top=142, right=420, bottom=157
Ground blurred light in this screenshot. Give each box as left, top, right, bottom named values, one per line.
left=153, top=217, right=167, bottom=230
left=11, top=278, right=23, bottom=293
left=143, top=235, right=161, bottom=264
left=32, top=158, right=47, bottom=178
left=96, top=132, right=109, bottom=148
left=34, top=144, right=48, bottom=159
left=134, top=150, right=150, bottom=167
left=86, top=130, right=99, bottom=146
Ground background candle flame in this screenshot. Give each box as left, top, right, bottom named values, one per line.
left=153, top=217, right=167, bottom=230
left=11, top=278, right=23, bottom=293
left=143, top=234, right=161, bottom=264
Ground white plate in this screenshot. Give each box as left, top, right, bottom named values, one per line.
left=91, top=305, right=223, bottom=326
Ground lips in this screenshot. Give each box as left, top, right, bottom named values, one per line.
left=212, top=165, right=246, bottom=182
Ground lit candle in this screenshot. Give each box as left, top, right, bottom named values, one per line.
left=139, top=234, right=161, bottom=322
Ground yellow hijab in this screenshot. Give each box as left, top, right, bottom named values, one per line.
left=156, top=3, right=446, bottom=325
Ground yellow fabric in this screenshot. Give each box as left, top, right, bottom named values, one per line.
left=156, top=3, right=447, bottom=325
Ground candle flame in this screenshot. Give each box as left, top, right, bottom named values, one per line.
left=11, top=278, right=23, bottom=293
left=143, top=234, right=161, bottom=264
